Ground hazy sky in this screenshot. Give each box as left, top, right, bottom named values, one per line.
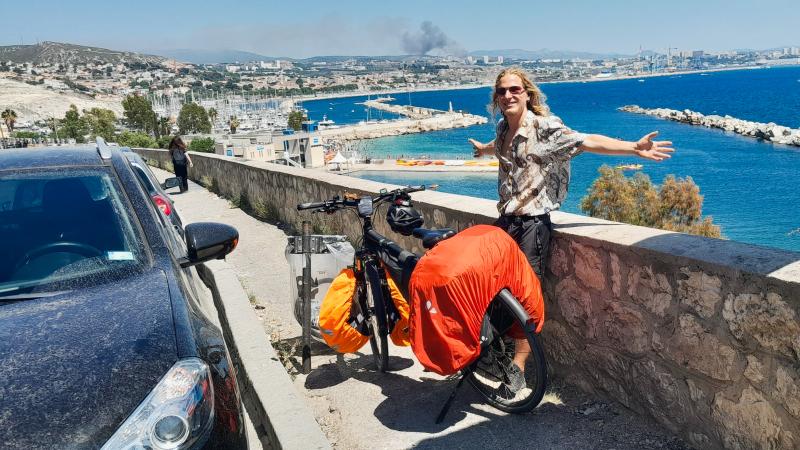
left=3, top=0, right=799, bottom=57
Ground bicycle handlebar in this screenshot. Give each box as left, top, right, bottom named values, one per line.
left=296, top=185, right=434, bottom=213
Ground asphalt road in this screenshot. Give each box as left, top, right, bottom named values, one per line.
left=153, top=167, right=690, bottom=450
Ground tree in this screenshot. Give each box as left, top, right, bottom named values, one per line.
left=122, top=94, right=156, bottom=133
left=287, top=110, right=304, bottom=131
left=580, top=165, right=721, bottom=238
left=177, top=103, right=211, bottom=134
left=82, top=107, right=117, bottom=141
left=61, top=105, right=89, bottom=143
left=229, top=116, right=240, bottom=134
left=208, top=108, right=218, bottom=126
left=2, top=109, right=17, bottom=133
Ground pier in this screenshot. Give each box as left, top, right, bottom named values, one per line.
left=319, top=101, right=488, bottom=140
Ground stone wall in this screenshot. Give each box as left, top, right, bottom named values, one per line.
left=137, top=149, right=800, bottom=450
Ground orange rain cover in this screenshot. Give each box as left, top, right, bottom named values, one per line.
left=386, top=273, right=412, bottom=347
left=408, top=225, right=544, bottom=375
left=319, top=269, right=369, bottom=353
left=319, top=268, right=411, bottom=353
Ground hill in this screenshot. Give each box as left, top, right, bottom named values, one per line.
left=0, top=78, right=123, bottom=124
left=151, top=48, right=283, bottom=64
left=0, top=41, right=168, bottom=66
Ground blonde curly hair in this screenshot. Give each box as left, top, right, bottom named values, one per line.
left=490, top=67, right=550, bottom=118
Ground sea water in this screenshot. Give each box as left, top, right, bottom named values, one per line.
left=303, top=66, right=800, bottom=252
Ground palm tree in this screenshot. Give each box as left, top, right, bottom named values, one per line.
left=157, top=117, right=170, bottom=138
left=2, top=109, right=17, bottom=133
left=229, top=116, right=240, bottom=134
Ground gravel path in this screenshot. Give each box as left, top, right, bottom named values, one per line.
left=152, top=167, right=690, bottom=450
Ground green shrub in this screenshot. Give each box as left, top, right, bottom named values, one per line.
left=188, top=137, right=215, bottom=153
left=581, top=165, right=721, bottom=238
left=13, top=131, right=41, bottom=139
left=157, top=135, right=173, bottom=149
left=116, top=131, right=157, bottom=149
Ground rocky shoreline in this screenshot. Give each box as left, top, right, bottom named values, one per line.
left=619, top=105, right=800, bottom=147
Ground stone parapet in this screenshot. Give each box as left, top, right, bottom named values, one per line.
left=136, top=148, right=800, bottom=450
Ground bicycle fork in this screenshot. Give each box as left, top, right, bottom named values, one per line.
left=364, top=260, right=389, bottom=338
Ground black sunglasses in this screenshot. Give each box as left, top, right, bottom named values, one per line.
left=495, top=85, right=525, bottom=96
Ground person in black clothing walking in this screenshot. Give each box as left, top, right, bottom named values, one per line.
left=169, top=136, right=193, bottom=192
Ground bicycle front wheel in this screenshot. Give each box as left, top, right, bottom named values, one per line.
left=468, top=290, right=547, bottom=413
left=364, top=268, right=389, bottom=372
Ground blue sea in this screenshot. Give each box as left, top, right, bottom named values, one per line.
left=303, top=66, right=800, bottom=252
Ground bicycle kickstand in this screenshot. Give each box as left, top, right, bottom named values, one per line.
left=435, top=366, right=474, bottom=424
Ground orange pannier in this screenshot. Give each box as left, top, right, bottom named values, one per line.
left=318, top=268, right=411, bottom=353
left=408, top=225, right=544, bottom=375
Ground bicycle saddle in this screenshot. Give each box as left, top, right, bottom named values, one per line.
left=413, top=228, right=456, bottom=249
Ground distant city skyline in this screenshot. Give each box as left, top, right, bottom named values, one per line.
left=3, top=0, right=799, bottom=58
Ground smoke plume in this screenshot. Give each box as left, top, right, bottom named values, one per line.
left=402, top=21, right=452, bottom=55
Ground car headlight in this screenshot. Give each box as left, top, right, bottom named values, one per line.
left=102, top=358, right=215, bottom=450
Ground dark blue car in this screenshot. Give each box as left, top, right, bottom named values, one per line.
left=0, top=143, right=247, bottom=449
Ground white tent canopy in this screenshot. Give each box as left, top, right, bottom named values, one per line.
left=329, top=151, right=347, bottom=164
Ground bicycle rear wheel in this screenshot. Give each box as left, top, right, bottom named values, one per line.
left=364, top=270, right=389, bottom=372
left=468, top=290, right=547, bottom=413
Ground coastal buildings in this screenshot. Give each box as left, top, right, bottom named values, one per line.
left=212, top=131, right=325, bottom=168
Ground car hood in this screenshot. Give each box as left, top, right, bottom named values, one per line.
left=0, top=269, right=177, bottom=449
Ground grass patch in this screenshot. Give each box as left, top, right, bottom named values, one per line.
left=229, top=191, right=251, bottom=211
left=252, top=199, right=280, bottom=222
left=312, top=222, right=335, bottom=235
left=270, top=331, right=301, bottom=378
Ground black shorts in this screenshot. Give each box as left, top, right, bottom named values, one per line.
left=494, top=214, right=552, bottom=277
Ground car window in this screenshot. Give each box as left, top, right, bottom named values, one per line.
left=131, top=164, right=158, bottom=195
left=0, top=168, right=148, bottom=296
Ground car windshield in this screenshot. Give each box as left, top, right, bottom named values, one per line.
left=0, top=168, right=147, bottom=296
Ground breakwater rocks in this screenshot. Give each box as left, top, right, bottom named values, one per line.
left=619, top=105, right=800, bottom=147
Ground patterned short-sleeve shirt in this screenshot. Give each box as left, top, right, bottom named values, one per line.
left=495, top=110, right=586, bottom=216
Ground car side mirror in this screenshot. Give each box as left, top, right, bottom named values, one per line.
left=179, top=222, right=239, bottom=268
left=161, top=177, right=181, bottom=190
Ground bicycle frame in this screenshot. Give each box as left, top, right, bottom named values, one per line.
left=353, top=210, right=418, bottom=348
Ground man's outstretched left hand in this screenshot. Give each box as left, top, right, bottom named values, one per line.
left=635, top=131, right=674, bottom=161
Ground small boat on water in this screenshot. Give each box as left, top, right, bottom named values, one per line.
left=318, top=115, right=337, bottom=129
left=616, top=164, right=643, bottom=171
